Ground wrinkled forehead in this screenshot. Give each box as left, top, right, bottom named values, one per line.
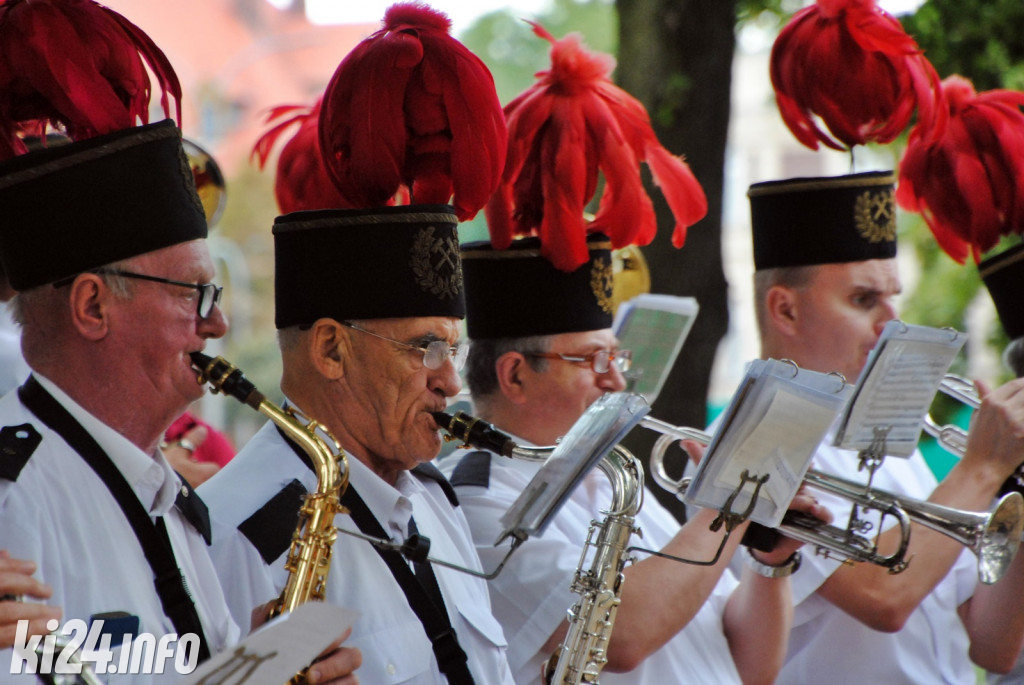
left=359, top=315, right=461, bottom=341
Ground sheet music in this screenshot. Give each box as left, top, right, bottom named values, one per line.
left=497, top=392, right=650, bottom=542
left=684, top=359, right=849, bottom=527
left=184, top=602, right=359, bottom=685
left=612, top=294, right=698, bottom=404
left=715, top=387, right=838, bottom=511
left=834, top=322, right=965, bottom=457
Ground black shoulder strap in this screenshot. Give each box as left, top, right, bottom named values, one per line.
left=238, top=479, right=307, bottom=565
left=18, top=377, right=211, bottom=664
left=341, top=485, right=474, bottom=685
left=448, top=451, right=493, bottom=489
left=0, top=423, right=41, bottom=481
left=273, top=426, right=474, bottom=683
left=174, top=476, right=212, bottom=545
left=412, top=462, right=459, bottom=507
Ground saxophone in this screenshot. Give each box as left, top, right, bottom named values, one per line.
left=433, top=410, right=644, bottom=685
left=189, top=352, right=349, bottom=678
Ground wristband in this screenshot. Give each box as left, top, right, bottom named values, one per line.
left=744, top=548, right=801, bottom=578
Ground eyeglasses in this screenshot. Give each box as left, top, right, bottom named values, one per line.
left=340, top=321, right=469, bottom=371
left=528, top=349, right=633, bottom=374
left=97, top=270, right=223, bottom=318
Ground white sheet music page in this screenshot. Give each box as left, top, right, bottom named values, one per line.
left=714, top=387, right=839, bottom=521
left=684, top=359, right=849, bottom=527
left=497, top=392, right=650, bottom=542
left=612, top=294, right=699, bottom=404
left=834, top=321, right=966, bottom=457
left=184, top=602, right=359, bottom=685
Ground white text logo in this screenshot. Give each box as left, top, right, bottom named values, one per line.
left=10, top=619, right=200, bottom=676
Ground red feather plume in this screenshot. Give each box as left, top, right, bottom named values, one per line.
left=0, top=0, right=181, bottom=160
left=487, top=22, right=707, bottom=272
left=770, top=0, right=943, bottom=151
left=252, top=100, right=356, bottom=214
left=318, top=2, right=506, bottom=221
left=897, top=75, right=1024, bottom=264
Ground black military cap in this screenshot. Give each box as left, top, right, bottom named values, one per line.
left=749, top=171, right=897, bottom=270
left=0, top=119, right=207, bottom=291
left=980, top=242, right=1024, bottom=340
left=273, top=204, right=465, bottom=329
left=461, top=234, right=614, bottom=339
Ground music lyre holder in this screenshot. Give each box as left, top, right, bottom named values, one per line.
left=632, top=469, right=772, bottom=568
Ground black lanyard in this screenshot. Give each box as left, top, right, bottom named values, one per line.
left=19, top=376, right=211, bottom=663
left=276, top=427, right=474, bottom=684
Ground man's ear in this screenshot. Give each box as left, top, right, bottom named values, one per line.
left=309, top=319, right=349, bottom=380
left=68, top=274, right=111, bottom=341
left=495, top=352, right=531, bottom=404
left=765, top=284, right=800, bottom=338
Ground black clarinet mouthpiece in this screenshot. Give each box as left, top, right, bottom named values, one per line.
left=432, top=410, right=516, bottom=458
left=190, top=351, right=264, bottom=409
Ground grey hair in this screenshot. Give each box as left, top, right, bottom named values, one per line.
left=10, top=259, right=135, bottom=326
left=465, top=334, right=554, bottom=398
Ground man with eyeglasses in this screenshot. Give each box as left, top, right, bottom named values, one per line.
left=442, top=235, right=826, bottom=685
left=0, top=119, right=361, bottom=683
left=199, top=205, right=514, bottom=684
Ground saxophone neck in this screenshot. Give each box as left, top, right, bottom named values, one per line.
left=596, top=445, right=644, bottom=517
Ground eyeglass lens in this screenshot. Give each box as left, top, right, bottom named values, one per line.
left=422, top=340, right=468, bottom=371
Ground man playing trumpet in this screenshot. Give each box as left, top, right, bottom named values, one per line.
left=750, top=172, right=1024, bottom=683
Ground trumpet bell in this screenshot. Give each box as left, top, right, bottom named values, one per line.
left=979, top=491, right=1024, bottom=584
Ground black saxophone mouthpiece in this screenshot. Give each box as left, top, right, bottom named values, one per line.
left=190, top=351, right=264, bottom=409
left=432, top=410, right=516, bottom=458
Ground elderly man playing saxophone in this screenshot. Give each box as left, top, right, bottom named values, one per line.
left=199, top=205, right=513, bottom=685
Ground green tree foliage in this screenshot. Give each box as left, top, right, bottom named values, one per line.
left=902, top=0, right=1024, bottom=92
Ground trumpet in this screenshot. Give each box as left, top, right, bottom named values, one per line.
left=924, top=374, right=1024, bottom=497
left=643, top=416, right=1024, bottom=585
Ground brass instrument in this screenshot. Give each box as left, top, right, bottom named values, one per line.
left=434, top=410, right=645, bottom=684
left=543, top=446, right=643, bottom=685
left=923, top=373, right=1024, bottom=497
left=644, top=415, right=1024, bottom=585
left=190, top=352, right=349, bottom=680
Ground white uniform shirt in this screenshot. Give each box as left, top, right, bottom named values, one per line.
left=779, top=442, right=978, bottom=684
left=443, top=447, right=742, bottom=685
left=199, top=420, right=513, bottom=685
left=0, top=376, right=240, bottom=684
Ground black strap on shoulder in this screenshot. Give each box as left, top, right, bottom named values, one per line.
left=174, top=476, right=212, bottom=546
left=0, top=423, right=41, bottom=481
left=274, top=426, right=474, bottom=684
left=341, top=485, right=474, bottom=684
left=448, top=451, right=493, bottom=489
left=18, top=377, right=211, bottom=664
left=412, top=462, right=459, bottom=507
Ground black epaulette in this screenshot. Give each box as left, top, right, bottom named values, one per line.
left=0, top=423, right=41, bottom=482
left=238, top=479, right=307, bottom=565
left=411, top=462, right=459, bottom=507
left=174, top=476, right=212, bottom=545
left=447, top=451, right=492, bottom=490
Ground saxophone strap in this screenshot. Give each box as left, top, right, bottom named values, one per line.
left=274, top=426, right=475, bottom=684
left=18, top=376, right=212, bottom=664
